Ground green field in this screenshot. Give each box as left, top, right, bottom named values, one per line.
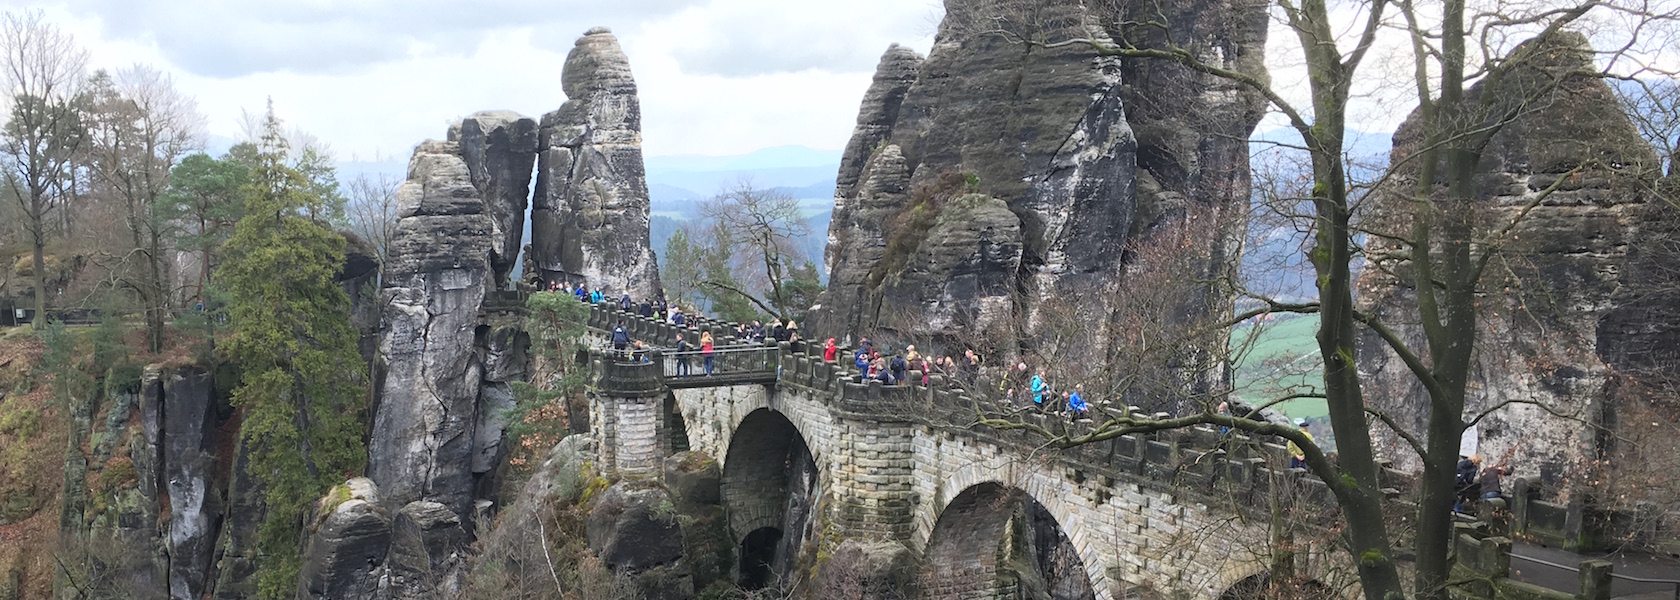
left=1229, top=314, right=1328, bottom=420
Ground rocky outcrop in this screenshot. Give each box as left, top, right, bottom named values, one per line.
left=151, top=367, right=224, bottom=600
left=874, top=193, right=1023, bottom=335
left=1355, top=33, right=1665, bottom=481
left=453, top=111, right=540, bottom=289
left=588, top=483, right=686, bottom=572
left=299, top=478, right=390, bottom=600
left=531, top=27, right=663, bottom=300
left=831, top=45, right=923, bottom=215
left=340, top=233, right=383, bottom=367
left=386, top=501, right=469, bottom=599
left=370, top=139, right=494, bottom=519
left=811, top=0, right=1268, bottom=362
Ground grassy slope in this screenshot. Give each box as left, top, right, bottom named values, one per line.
left=1229, top=315, right=1328, bottom=419
left=0, top=328, right=64, bottom=600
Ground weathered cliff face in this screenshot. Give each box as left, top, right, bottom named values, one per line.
left=370, top=139, right=494, bottom=518
left=357, top=111, right=540, bottom=597
left=453, top=111, right=540, bottom=290
left=1354, top=33, right=1665, bottom=481
left=811, top=0, right=1268, bottom=362
left=60, top=365, right=232, bottom=599
left=532, top=27, right=663, bottom=301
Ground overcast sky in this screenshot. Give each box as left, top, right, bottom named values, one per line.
left=3, top=0, right=946, bottom=161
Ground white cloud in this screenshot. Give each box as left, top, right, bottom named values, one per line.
left=0, top=0, right=942, bottom=163
left=641, top=0, right=943, bottom=77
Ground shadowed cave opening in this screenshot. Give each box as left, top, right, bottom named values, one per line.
left=923, top=482, right=1095, bottom=600
left=740, top=526, right=784, bottom=590
left=721, top=408, right=820, bottom=591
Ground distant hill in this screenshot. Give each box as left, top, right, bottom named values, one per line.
left=644, top=145, right=842, bottom=171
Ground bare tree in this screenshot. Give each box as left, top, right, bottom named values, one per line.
left=697, top=179, right=819, bottom=322
left=345, top=173, right=400, bottom=271
left=1617, top=78, right=1680, bottom=177
left=951, top=1, right=1680, bottom=600
left=82, top=65, right=205, bottom=352
left=0, top=9, right=88, bottom=325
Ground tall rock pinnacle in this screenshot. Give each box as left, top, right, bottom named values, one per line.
left=370, top=113, right=538, bottom=520
left=810, top=0, right=1269, bottom=379
left=531, top=27, right=664, bottom=300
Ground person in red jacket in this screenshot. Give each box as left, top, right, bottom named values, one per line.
left=700, top=331, right=715, bottom=376
left=823, top=338, right=838, bottom=362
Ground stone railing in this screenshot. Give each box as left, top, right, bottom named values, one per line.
left=1450, top=512, right=1633, bottom=600
left=1510, top=477, right=1680, bottom=555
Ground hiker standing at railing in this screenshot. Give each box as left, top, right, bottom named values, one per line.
left=700, top=331, right=715, bottom=375
left=675, top=333, right=693, bottom=376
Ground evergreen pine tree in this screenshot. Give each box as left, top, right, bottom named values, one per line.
left=217, top=102, right=367, bottom=599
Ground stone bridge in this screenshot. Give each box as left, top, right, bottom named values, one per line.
left=581, top=304, right=1359, bottom=600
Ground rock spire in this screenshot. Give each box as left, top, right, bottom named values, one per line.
left=531, top=27, right=664, bottom=300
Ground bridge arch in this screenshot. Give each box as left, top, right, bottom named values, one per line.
left=920, top=460, right=1115, bottom=598
left=720, top=407, right=824, bottom=589
left=922, top=481, right=1097, bottom=600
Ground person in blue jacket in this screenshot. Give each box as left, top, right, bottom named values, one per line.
left=1067, top=386, right=1088, bottom=417
left=1030, top=371, right=1047, bottom=408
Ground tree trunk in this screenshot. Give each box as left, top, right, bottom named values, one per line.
left=31, top=195, right=48, bottom=328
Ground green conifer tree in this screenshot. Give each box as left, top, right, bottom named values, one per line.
left=217, top=102, right=367, bottom=598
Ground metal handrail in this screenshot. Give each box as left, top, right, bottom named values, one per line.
left=1508, top=552, right=1680, bottom=600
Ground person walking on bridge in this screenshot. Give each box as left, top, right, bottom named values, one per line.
left=1067, top=386, right=1088, bottom=418
left=823, top=338, right=838, bottom=362
left=611, top=320, right=631, bottom=359
left=675, top=333, right=693, bottom=376
left=1288, top=419, right=1314, bottom=469
left=700, top=331, right=715, bottom=376
left=1030, top=370, right=1048, bottom=408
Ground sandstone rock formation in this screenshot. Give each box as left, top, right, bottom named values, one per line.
left=151, top=367, right=222, bottom=600
left=370, top=104, right=542, bottom=520
left=370, top=139, right=495, bottom=518
left=1355, top=33, right=1668, bottom=481
left=532, top=27, right=663, bottom=300
left=386, top=501, right=470, bottom=599
left=810, top=0, right=1268, bottom=363
left=299, top=478, right=390, bottom=600
left=453, top=111, right=539, bottom=289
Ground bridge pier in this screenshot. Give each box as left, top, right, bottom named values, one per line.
left=587, top=350, right=669, bottom=481
left=829, top=380, right=919, bottom=544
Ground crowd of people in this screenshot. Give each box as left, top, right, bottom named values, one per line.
left=819, top=337, right=1098, bottom=420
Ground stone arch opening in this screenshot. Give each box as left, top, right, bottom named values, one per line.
left=739, top=526, right=783, bottom=589
left=922, top=482, right=1095, bottom=600
left=1218, top=572, right=1334, bottom=600
left=663, top=392, right=689, bottom=454
left=721, top=408, right=820, bottom=590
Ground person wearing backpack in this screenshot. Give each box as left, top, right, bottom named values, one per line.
left=611, top=321, right=631, bottom=359
left=889, top=352, right=908, bottom=386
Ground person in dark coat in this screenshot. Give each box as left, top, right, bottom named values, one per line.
left=1455, top=455, right=1481, bottom=513
left=1479, top=464, right=1506, bottom=501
